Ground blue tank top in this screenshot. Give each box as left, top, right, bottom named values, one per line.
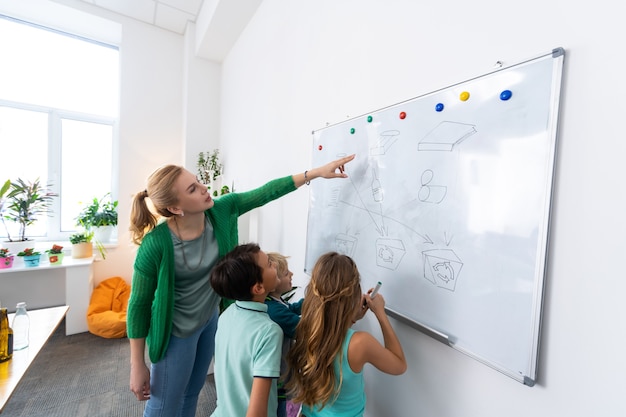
left=302, top=328, right=366, bottom=417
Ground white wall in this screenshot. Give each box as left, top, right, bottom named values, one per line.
left=219, top=0, right=626, bottom=416
left=182, top=22, right=222, bottom=171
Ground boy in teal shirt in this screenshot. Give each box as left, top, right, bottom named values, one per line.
left=210, top=243, right=283, bottom=417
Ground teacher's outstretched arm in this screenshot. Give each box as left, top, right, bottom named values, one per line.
left=292, top=154, right=355, bottom=187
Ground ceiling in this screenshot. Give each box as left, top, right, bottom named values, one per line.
left=78, top=0, right=205, bottom=35
left=75, top=0, right=264, bottom=61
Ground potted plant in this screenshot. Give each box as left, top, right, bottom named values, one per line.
left=0, top=248, right=14, bottom=269
left=76, top=193, right=118, bottom=243
left=197, top=149, right=222, bottom=185
left=197, top=149, right=230, bottom=197
left=45, top=244, right=65, bottom=265
left=1, top=178, right=57, bottom=253
left=69, top=231, right=94, bottom=259
left=16, top=247, right=42, bottom=267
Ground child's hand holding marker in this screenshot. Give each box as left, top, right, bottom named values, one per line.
left=361, top=281, right=383, bottom=307
left=354, top=282, right=382, bottom=323
left=362, top=281, right=387, bottom=318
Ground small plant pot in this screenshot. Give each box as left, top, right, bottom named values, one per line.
left=22, top=254, right=42, bottom=267
left=48, top=252, right=64, bottom=265
left=72, top=242, right=93, bottom=259
left=3, top=240, right=31, bottom=256
left=0, top=255, right=14, bottom=269
left=94, top=225, right=115, bottom=243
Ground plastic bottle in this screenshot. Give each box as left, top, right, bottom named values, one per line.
left=0, top=303, right=10, bottom=362
left=12, top=302, right=30, bottom=350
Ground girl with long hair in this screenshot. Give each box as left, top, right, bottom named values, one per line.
left=286, top=252, right=407, bottom=417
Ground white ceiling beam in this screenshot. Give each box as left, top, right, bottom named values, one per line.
left=194, top=0, right=263, bottom=62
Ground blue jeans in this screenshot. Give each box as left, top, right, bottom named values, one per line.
left=143, top=310, right=218, bottom=417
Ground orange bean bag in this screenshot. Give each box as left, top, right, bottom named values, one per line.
left=87, top=276, right=130, bottom=338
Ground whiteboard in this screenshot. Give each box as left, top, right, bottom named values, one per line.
left=305, top=48, right=564, bottom=385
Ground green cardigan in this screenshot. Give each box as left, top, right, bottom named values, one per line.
left=127, top=175, right=297, bottom=363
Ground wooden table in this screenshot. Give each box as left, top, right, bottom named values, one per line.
left=0, top=305, right=69, bottom=413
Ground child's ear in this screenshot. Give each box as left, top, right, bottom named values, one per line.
left=251, top=282, right=265, bottom=296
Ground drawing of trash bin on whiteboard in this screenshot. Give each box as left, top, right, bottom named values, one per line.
left=423, top=249, right=463, bottom=291
left=376, top=238, right=405, bottom=270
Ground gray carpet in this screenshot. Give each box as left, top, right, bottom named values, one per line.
left=2, top=320, right=217, bottom=417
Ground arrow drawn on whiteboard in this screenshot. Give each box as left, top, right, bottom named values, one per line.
left=347, top=177, right=386, bottom=235
left=339, top=199, right=433, bottom=244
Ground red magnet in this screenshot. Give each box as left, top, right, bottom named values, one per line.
left=318, top=145, right=323, bottom=150
left=399, top=111, right=406, bottom=119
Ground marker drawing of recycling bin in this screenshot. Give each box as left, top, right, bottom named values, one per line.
left=376, top=238, right=406, bottom=270
left=423, top=249, right=463, bottom=291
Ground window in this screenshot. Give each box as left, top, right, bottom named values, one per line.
left=0, top=15, right=119, bottom=241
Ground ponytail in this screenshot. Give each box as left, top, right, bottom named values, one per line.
left=129, top=165, right=184, bottom=245
left=129, top=189, right=157, bottom=245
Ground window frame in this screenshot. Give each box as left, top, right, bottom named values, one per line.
left=0, top=98, right=119, bottom=242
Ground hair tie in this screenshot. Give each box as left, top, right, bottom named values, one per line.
left=143, top=189, right=148, bottom=197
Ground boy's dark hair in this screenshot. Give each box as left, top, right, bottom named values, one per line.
left=210, top=243, right=263, bottom=301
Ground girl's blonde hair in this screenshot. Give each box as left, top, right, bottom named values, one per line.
left=286, top=252, right=361, bottom=409
left=129, top=164, right=183, bottom=244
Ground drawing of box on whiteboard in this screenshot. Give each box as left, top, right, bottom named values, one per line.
left=418, top=121, right=477, bottom=151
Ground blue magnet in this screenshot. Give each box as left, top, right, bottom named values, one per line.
left=500, top=90, right=512, bottom=101
left=435, top=103, right=444, bottom=112
left=367, top=115, right=373, bottom=123
left=350, top=128, right=355, bottom=134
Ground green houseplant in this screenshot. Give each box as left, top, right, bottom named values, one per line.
left=196, top=150, right=230, bottom=197
left=69, top=231, right=94, bottom=259
left=76, top=193, right=118, bottom=245
left=0, top=179, right=10, bottom=212
left=69, top=232, right=93, bottom=244
left=76, top=193, right=118, bottom=229
left=1, top=178, right=57, bottom=243
left=75, top=193, right=116, bottom=258
left=0, top=180, right=12, bottom=255
left=197, top=149, right=223, bottom=185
